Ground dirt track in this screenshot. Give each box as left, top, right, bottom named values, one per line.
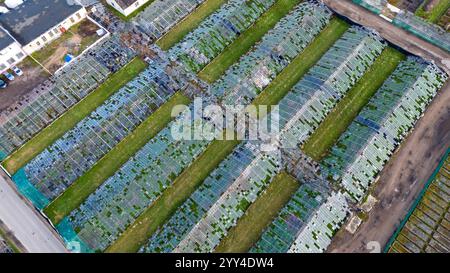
left=324, top=0, right=450, bottom=252
left=328, top=80, right=450, bottom=253
left=0, top=62, right=48, bottom=112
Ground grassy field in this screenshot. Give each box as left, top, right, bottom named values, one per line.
left=215, top=172, right=299, bottom=252
left=43, top=92, right=191, bottom=224
left=0, top=226, right=23, bottom=253
left=302, top=47, right=406, bottom=161
left=156, top=0, right=228, bottom=50
left=106, top=134, right=240, bottom=253
left=252, top=18, right=350, bottom=107
left=2, top=58, right=147, bottom=175
left=416, top=0, right=450, bottom=23
left=197, top=0, right=302, bottom=83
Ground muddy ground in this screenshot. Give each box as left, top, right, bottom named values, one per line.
left=0, top=59, right=48, bottom=112
left=324, top=0, right=450, bottom=253
left=328, top=80, right=450, bottom=253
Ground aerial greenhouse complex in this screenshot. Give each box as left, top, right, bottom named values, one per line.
left=275, top=26, right=386, bottom=148
left=322, top=57, right=447, bottom=201
left=19, top=57, right=182, bottom=201
left=62, top=105, right=220, bottom=251
left=0, top=0, right=448, bottom=255
left=174, top=148, right=282, bottom=253
left=287, top=191, right=349, bottom=253
left=251, top=182, right=329, bottom=253
left=353, top=0, right=450, bottom=53
left=168, top=0, right=277, bottom=73
left=136, top=0, right=206, bottom=40
left=393, top=10, right=450, bottom=52
left=12, top=50, right=198, bottom=209
left=140, top=142, right=263, bottom=253
left=0, top=39, right=134, bottom=158
left=212, top=2, right=333, bottom=105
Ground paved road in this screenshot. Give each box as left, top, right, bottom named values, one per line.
left=324, top=0, right=450, bottom=252
left=322, top=0, right=450, bottom=74
left=0, top=170, right=67, bottom=253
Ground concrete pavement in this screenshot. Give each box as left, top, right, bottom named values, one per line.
left=0, top=170, right=67, bottom=253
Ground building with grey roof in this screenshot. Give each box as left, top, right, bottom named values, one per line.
left=0, top=27, right=25, bottom=73
left=0, top=0, right=87, bottom=55
left=106, top=0, right=151, bottom=17
left=0, top=27, right=14, bottom=50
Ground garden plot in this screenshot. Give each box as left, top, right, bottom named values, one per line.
left=272, top=26, right=386, bottom=149
left=62, top=104, right=220, bottom=252
left=168, top=0, right=277, bottom=73
left=287, top=191, right=349, bottom=253
left=136, top=0, right=206, bottom=40
left=31, top=19, right=103, bottom=73
left=250, top=182, right=329, bottom=253
left=174, top=148, right=282, bottom=253
left=322, top=56, right=448, bottom=202
left=19, top=57, right=182, bottom=201
left=390, top=154, right=450, bottom=253
left=139, top=142, right=262, bottom=253
left=0, top=38, right=135, bottom=159
left=211, top=2, right=333, bottom=105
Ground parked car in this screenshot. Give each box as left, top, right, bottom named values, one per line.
left=2, top=72, right=14, bottom=81
left=0, top=79, right=7, bottom=89
left=11, top=66, right=23, bottom=76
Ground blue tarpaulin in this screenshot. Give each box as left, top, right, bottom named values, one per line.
left=11, top=169, right=50, bottom=210
left=57, top=218, right=93, bottom=253
left=64, top=54, right=74, bottom=63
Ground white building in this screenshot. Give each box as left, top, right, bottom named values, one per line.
left=0, top=0, right=87, bottom=57
left=0, top=28, right=25, bottom=73
left=106, top=0, right=151, bottom=17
